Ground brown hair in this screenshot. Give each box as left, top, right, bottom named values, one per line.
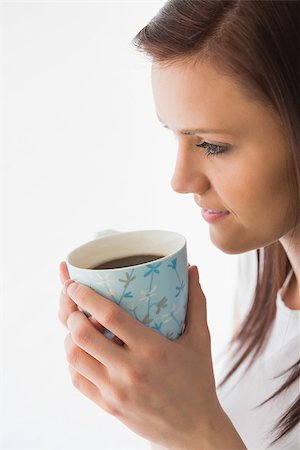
left=133, top=0, right=300, bottom=446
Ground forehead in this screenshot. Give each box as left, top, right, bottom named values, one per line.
left=151, top=61, right=256, bottom=135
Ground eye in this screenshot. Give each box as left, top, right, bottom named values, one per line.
left=195, top=141, right=229, bottom=158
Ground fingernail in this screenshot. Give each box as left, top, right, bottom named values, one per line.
left=63, top=279, right=74, bottom=295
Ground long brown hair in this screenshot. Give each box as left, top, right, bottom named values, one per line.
left=133, top=0, right=300, bottom=445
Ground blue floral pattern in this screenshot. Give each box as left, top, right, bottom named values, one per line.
left=68, top=249, right=188, bottom=340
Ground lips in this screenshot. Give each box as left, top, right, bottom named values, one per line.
left=194, top=197, right=229, bottom=214
left=193, top=197, right=230, bottom=223
left=201, top=208, right=230, bottom=223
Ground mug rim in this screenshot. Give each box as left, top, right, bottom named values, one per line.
left=66, top=229, right=186, bottom=271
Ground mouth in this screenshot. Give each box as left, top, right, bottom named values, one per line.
left=201, top=208, right=230, bottom=223
left=193, top=196, right=231, bottom=223
left=202, top=208, right=228, bottom=214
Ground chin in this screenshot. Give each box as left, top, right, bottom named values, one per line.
left=209, top=229, right=260, bottom=255
left=212, top=241, right=247, bottom=255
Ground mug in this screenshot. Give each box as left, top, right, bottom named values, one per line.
left=66, top=229, right=188, bottom=340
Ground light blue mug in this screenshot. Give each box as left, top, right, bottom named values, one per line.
left=66, top=230, right=188, bottom=340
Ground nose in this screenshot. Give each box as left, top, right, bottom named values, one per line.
left=171, top=140, right=210, bottom=195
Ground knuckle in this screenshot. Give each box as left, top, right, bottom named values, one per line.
left=145, top=344, right=167, bottom=364
left=58, top=292, right=67, bottom=325
left=102, top=306, right=121, bottom=330
left=125, top=365, right=147, bottom=387
left=58, top=308, right=66, bottom=326
left=67, top=342, right=82, bottom=367
left=73, top=324, right=91, bottom=347
left=64, top=333, right=70, bottom=349
left=102, top=402, right=119, bottom=417
left=67, top=310, right=78, bottom=327
left=70, top=370, right=82, bottom=390
left=74, top=284, right=89, bottom=308
left=112, top=386, right=129, bottom=405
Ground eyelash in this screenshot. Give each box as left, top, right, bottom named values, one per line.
left=162, top=126, right=229, bottom=158
left=195, top=141, right=229, bottom=158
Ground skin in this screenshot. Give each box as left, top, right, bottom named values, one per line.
left=59, top=264, right=246, bottom=449
left=58, top=59, right=300, bottom=449
left=151, top=60, right=300, bottom=309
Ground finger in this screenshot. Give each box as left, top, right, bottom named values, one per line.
left=74, top=304, right=124, bottom=345
left=59, top=261, right=70, bottom=284
left=68, top=365, right=101, bottom=400
left=58, top=280, right=78, bottom=328
left=67, top=282, right=154, bottom=348
left=179, top=266, right=209, bottom=345
left=89, top=316, right=106, bottom=333
left=88, top=317, right=124, bottom=346
left=67, top=310, right=126, bottom=369
left=68, top=366, right=119, bottom=416
left=65, top=332, right=109, bottom=388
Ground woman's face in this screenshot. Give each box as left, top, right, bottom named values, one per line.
left=151, top=60, right=297, bottom=254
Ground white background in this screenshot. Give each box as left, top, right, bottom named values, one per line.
left=1, top=1, right=239, bottom=449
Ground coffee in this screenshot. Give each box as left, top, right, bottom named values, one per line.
left=91, top=254, right=164, bottom=270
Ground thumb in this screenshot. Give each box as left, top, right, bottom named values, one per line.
left=180, top=265, right=210, bottom=345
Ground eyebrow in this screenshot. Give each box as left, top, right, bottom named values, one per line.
left=156, top=114, right=233, bottom=136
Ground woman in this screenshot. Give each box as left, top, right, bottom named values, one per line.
left=58, top=1, right=300, bottom=448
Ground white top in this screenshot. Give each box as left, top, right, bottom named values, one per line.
left=216, top=251, right=300, bottom=449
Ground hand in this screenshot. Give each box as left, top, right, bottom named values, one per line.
left=58, top=263, right=243, bottom=449
left=58, top=262, right=124, bottom=344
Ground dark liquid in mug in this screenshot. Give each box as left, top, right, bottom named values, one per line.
left=90, top=254, right=164, bottom=270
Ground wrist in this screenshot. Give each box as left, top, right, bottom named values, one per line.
left=201, top=408, right=247, bottom=450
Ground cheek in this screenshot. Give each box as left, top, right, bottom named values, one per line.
left=219, top=153, right=290, bottom=220
left=209, top=156, right=293, bottom=253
